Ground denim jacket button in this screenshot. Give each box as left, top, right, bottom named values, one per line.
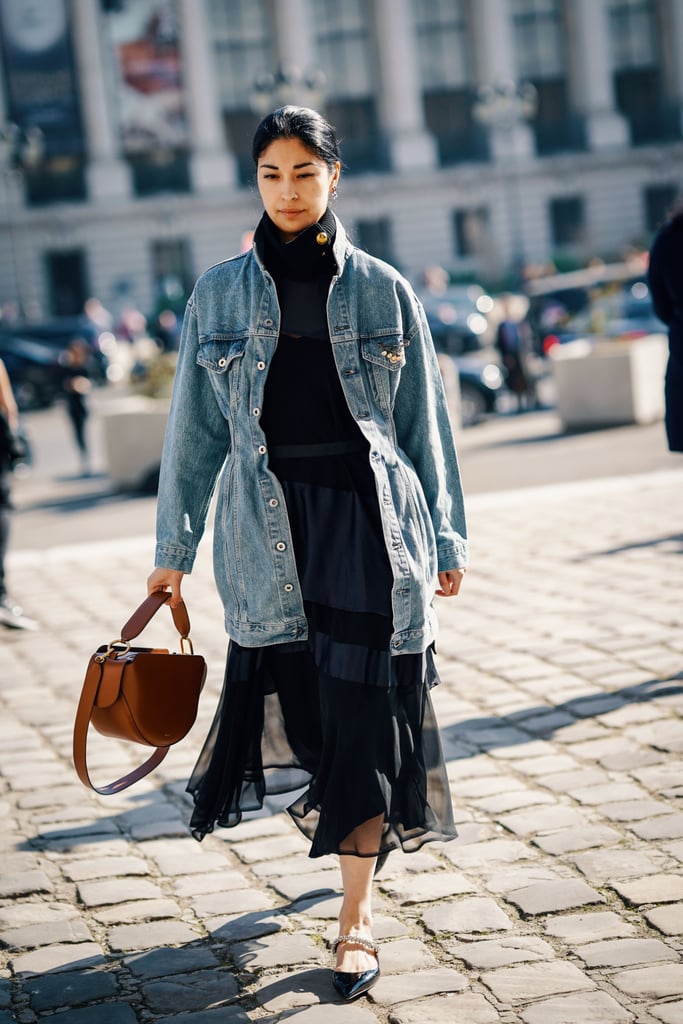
left=218, top=357, right=227, bottom=367
left=269, top=498, right=279, bottom=507
left=264, top=318, right=273, bottom=327
left=276, top=541, right=286, bottom=551
left=284, top=583, right=294, bottom=592
left=253, top=408, right=260, bottom=416
left=258, top=445, right=267, bottom=454
left=257, top=361, right=266, bottom=370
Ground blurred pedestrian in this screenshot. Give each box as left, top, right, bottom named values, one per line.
left=0, top=358, right=37, bottom=630
left=648, top=198, right=683, bottom=452
left=495, top=293, right=536, bottom=412
left=60, top=337, right=92, bottom=476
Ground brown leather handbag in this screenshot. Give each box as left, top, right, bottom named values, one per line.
left=73, top=591, right=207, bottom=795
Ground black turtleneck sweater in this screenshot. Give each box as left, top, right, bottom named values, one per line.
left=255, top=211, right=363, bottom=447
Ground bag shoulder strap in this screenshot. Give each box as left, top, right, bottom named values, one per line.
left=73, top=655, right=168, bottom=795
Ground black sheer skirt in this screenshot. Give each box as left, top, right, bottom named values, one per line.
left=187, top=446, right=456, bottom=858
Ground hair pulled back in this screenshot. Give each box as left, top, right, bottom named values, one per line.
left=252, top=105, right=341, bottom=170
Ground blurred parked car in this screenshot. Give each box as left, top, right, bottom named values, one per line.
left=539, top=281, right=665, bottom=353
left=419, top=283, right=494, bottom=356
left=0, top=334, right=62, bottom=410
left=0, top=318, right=113, bottom=410
left=0, top=318, right=110, bottom=381
left=455, top=354, right=505, bottom=426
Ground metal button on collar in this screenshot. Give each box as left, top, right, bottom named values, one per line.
left=257, top=361, right=266, bottom=370
left=269, top=498, right=279, bottom=507
left=258, top=445, right=267, bottom=454
left=276, top=542, right=286, bottom=551
left=284, top=583, right=294, bottom=592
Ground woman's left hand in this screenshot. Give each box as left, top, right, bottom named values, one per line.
left=435, top=568, right=466, bottom=597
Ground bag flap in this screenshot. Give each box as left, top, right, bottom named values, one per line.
left=94, top=657, right=126, bottom=709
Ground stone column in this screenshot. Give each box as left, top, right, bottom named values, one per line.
left=661, top=0, right=683, bottom=136
left=179, top=0, right=236, bottom=191
left=372, top=0, right=437, bottom=171
left=566, top=0, right=629, bottom=150
left=470, top=0, right=535, bottom=161
left=71, top=0, right=131, bottom=200
left=272, top=0, right=316, bottom=75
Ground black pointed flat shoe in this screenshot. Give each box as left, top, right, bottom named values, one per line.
left=332, top=934, right=380, bottom=1001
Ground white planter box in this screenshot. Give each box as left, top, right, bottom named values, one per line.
left=101, top=396, right=170, bottom=490
left=550, top=334, right=668, bottom=430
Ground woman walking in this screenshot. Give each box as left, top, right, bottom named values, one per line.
left=147, top=107, right=468, bottom=1001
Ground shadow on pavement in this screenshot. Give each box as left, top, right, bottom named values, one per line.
left=440, top=673, right=683, bottom=757
left=575, top=532, right=683, bottom=558
left=11, top=897, right=342, bottom=1017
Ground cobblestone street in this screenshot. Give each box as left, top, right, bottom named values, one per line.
left=1, top=465, right=682, bottom=1024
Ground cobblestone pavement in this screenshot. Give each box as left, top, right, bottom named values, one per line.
left=1, top=467, right=682, bottom=1024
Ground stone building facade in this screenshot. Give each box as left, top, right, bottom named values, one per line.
left=0, top=0, right=682, bottom=319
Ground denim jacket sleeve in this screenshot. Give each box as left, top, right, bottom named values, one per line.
left=392, top=293, right=468, bottom=572
left=154, top=295, right=232, bottom=573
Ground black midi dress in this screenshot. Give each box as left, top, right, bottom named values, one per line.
left=187, top=212, right=457, bottom=858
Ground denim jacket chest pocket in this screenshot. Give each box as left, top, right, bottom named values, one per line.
left=196, top=335, right=248, bottom=415
left=360, top=335, right=406, bottom=410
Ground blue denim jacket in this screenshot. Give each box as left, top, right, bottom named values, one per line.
left=155, top=216, right=468, bottom=653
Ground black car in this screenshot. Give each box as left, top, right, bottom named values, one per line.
left=0, top=319, right=109, bottom=380
left=0, top=318, right=110, bottom=410
left=454, top=354, right=505, bottom=426
left=0, top=334, right=63, bottom=410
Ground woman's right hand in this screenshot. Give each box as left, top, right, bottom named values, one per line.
left=147, top=567, right=184, bottom=607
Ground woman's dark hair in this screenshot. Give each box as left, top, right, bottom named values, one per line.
left=252, top=106, right=341, bottom=169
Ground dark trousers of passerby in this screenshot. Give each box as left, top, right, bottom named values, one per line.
left=0, top=469, right=11, bottom=602
left=66, top=394, right=89, bottom=470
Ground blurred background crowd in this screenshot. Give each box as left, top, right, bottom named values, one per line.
left=0, top=0, right=681, bottom=630
left=0, top=0, right=678, bottom=423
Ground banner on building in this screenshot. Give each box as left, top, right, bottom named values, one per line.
left=0, top=0, right=83, bottom=157
left=105, top=0, right=188, bottom=153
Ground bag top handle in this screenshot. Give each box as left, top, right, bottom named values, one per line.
left=120, top=591, right=191, bottom=642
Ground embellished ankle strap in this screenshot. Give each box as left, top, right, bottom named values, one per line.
left=332, top=934, right=379, bottom=956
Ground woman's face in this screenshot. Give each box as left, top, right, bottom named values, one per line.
left=257, top=136, right=340, bottom=242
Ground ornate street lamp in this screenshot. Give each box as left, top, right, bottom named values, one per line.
left=472, top=80, right=538, bottom=283
left=472, top=80, right=538, bottom=134
left=250, top=66, right=326, bottom=115
left=0, top=123, right=45, bottom=319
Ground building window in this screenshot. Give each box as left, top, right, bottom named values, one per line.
left=411, top=0, right=485, bottom=165
left=102, top=0, right=191, bottom=197
left=644, top=184, right=679, bottom=233
left=128, top=152, right=190, bottom=197
left=510, top=0, right=581, bottom=154
left=549, top=197, right=585, bottom=248
left=453, top=207, right=490, bottom=259
left=45, top=249, right=89, bottom=317
left=355, top=218, right=394, bottom=265
left=311, top=0, right=384, bottom=172
left=608, top=0, right=675, bottom=143
left=207, top=0, right=275, bottom=185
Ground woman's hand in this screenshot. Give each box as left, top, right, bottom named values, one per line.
left=147, top=567, right=185, bottom=607
left=435, top=568, right=466, bottom=598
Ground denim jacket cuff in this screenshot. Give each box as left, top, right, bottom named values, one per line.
left=155, top=543, right=197, bottom=574
left=437, top=539, right=468, bottom=572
